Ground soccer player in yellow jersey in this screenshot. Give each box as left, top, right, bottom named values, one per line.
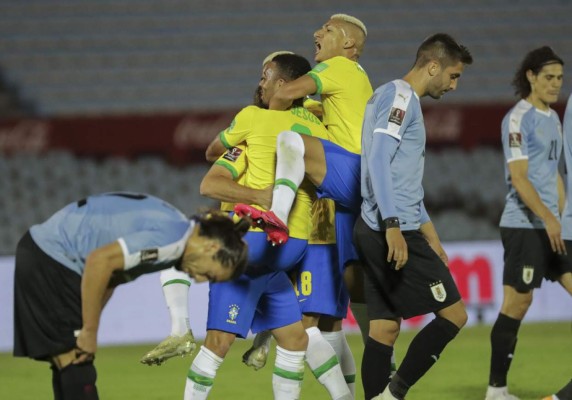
left=234, top=12, right=374, bottom=360
left=236, top=14, right=372, bottom=241
left=187, top=53, right=352, bottom=400
left=140, top=53, right=295, bottom=367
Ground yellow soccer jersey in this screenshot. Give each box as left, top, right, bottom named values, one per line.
left=213, top=145, right=247, bottom=212
left=220, top=105, right=328, bottom=239
left=308, top=198, right=336, bottom=245
left=307, top=56, right=373, bottom=154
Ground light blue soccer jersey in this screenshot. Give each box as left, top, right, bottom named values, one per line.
left=30, top=192, right=193, bottom=280
left=499, top=100, right=563, bottom=229
left=561, top=94, right=572, bottom=240
left=361, top=79, right=428, bottom=231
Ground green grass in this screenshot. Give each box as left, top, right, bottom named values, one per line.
left=1, top=322, right=570, bottom=399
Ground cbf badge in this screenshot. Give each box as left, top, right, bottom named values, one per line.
left=522, top=265, right=534, bottom=285
left=226, top=304, right=239, bottom=324
left=430, top=281, right=447, bottom=302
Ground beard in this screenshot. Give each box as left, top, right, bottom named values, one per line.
left=253, top=86, right=268, bottom=109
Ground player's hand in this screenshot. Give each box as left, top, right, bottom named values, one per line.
left=256, top=185, right=273, bottom=210
left=386, top=228, right=408, bottom=270
left=544, top=214, right=566, bottom=255
left=73, top=329, right=97, bottom=364
left=428, top=239, right=448, bottom=266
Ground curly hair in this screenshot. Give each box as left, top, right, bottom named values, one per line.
left=512, top=46, right=564, bottom=99
left=192, top=211, right=250, bottom=279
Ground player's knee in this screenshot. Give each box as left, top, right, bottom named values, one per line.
left=204, top=331, right=236, bottom=358
left=452, top=307, right=468, bottom=329
left=501, top=289, right=533, bottom=318
left=277, top=131, right=305, bottom=157
left=275, top=326, right=308, bottom=352
left=437, top=300, right=468, bottom=329
left=370, top=319, right=400, bottom=345
left=59, top=361, right=99, bottom=400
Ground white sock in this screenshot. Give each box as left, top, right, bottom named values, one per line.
left=270, top=131, right=305, bottom=224
left=184, top=346, right=223, bottom=400
left=160, top=268, right=191, bottom=336
left=273, top=345, right=306, bottom=400
left=321, top=330, right=356, bottom=397
left=305, top=327, right=352, bottom=400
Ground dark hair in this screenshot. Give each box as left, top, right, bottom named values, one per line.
left=192, top=211, right=250, bottom=279
left=414, top=33, right=473, bottom=69
left=272, top=53, right=312, bottom=107
left=512, top=46, right=564, bottom=99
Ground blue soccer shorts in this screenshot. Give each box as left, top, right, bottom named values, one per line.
left=207, top=271, right=302, bottom=338
left=316, top=138, right=361, bottom=211
left=293, top=243, right=349, bottom=319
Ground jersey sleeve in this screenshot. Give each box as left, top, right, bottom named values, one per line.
left=372, top=82, right=413, bottom=142
left=214, top=145, right=247, bottom=180
left=117, top=221, right=191, bottom=270
left=219, top=106, right=258, bottom=149
left=307, top=57, right=344, bottom=96
left=502, top=104, right=534, bottom=163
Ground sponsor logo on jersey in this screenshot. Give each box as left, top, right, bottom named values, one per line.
left=140, top=248, right=158, bottom=262
left=226, top=304, right=240, bottom=324
left=509, top=132, right=522, bottom=148
left=522, top=265, right=534, bottom=285
left=388, top=107, right=405, bottom=126
left=223, top=147, right=243, bottom=162
left=430, top=281, right=447, bottom=302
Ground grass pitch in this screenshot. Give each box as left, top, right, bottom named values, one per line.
left=1, top=322, right=569, bottom=399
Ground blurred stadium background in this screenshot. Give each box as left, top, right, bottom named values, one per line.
left=0, top=1, right=571, bottom=398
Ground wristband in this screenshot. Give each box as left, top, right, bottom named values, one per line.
left=383, top=217, right=400, bottom=229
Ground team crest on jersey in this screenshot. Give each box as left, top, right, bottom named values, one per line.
left=388, top=107, right=405, bottom=126
left=226, top=304, right=240, bottom=324
left=223, top=147, right=243, bottom=162
left=140, top=248, right=158, bottom=262
left=430, top=281, right=447, bottom=302
left=509, top=132, right=522, bottom=148
left=522, top=265, right=534, bottom=285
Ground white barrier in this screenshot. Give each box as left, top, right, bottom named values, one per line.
left=1, top=240, right=570, bottom=352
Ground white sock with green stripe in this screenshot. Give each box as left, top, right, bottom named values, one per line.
left=305, top=327, right=352, bottom=399
left=184, top=346, right=223, bottom=400
left=321, top=330, right=356, bottom=396
left=273, top=345, right=305, bottom=400
left=271, top=131, right=305, bottom=224
left=160, top=268, right=191, bottom=337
